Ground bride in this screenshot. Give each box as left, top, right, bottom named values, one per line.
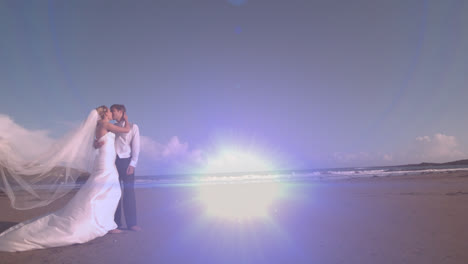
left=0, top=106, right=130, bottom=252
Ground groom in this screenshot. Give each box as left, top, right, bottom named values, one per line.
left=109, top=104, right=141, bottom=232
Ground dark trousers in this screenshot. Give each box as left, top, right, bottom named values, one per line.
left=114, top=156, right=137, bottom=227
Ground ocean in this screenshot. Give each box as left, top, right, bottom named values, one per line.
left=135, top=164, right=468, bottom=187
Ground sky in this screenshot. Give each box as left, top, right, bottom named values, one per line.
left=1, top=0, right=468, bottom=175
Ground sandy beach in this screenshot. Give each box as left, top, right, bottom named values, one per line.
left=2, top=171, right=468, bottom=264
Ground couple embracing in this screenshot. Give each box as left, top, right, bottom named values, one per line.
left=97, top=104, right=141, bottom=234
left=0, top=104, right=140, bottom=252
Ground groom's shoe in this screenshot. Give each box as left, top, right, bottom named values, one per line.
left=129, top=225, right=142, bottom=232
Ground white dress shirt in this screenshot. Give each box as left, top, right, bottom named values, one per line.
left=115, top=121, right=140, bottom=167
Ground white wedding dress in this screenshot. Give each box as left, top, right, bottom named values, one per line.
left=0, top=132, right=121, bottom=252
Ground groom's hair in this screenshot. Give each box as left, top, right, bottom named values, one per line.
left=110, top=104, right=126, bottom=113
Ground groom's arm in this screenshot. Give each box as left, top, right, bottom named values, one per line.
left=127, top=124, right=140, bottom=175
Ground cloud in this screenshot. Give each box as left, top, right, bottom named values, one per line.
left=139, top=135, right=204, bottom=175
left=0, top=114, right=55, bottom=159
left=383, top=154, right=393, bottom=161
left=415, top=136, right=431, bottom=143
left=140, top=135, right=204, bottom=161
left=410, top=133, right=466, bottom=162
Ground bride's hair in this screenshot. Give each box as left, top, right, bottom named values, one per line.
left=95, top=105, right=109, bottom=120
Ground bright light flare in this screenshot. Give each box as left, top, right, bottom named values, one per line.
left=197, top=144, right=283, bottom=220
left=198, top=182, right=281, bottom=220
left=201, top=148, right=275, bottom=174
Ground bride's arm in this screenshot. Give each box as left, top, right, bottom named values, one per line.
left=104, top=113, right=131, bottom=134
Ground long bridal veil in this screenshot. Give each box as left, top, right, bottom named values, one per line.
left=0, top=110, right=99, bottom=210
